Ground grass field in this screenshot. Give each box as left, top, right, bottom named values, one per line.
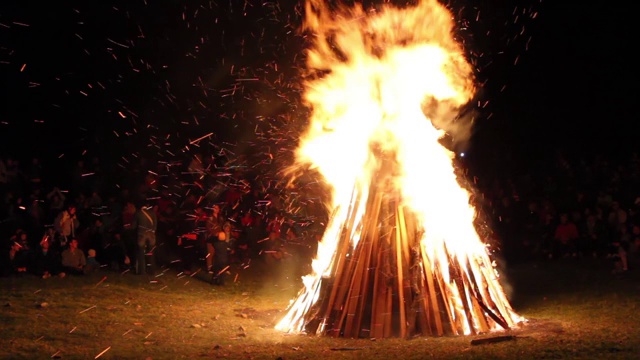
left=1, top=257, right=639, bottom=360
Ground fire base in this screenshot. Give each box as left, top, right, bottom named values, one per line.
left=299, top=174, right=517, bottom=338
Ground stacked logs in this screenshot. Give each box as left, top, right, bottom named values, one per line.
left=299, top=162, right=515, bottom=338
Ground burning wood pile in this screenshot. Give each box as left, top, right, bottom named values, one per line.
left=276, top=0, right=523, bottom=338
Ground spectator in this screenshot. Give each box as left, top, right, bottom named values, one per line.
left=85, top=249, right=100, bottom=274
left=578, top=213, right=608, bottom=258
left=132, top=202, right=158, bottom=275
left=54, top=204, right=80, bottom=248
left=211, top=227, right=230, bottom=286
left=121, top=201, right=137, bottom=271
left=31, top=236, right=65, bottom=279
left=4, top=241, right=29, bottom=276
left=205, top=204, right=225, bottom=273
left=607, top=201, right=628, bottom=234
left=553, top=213, right=579, bottom=258
left=61, top=238, right=87, bottom=275
left=46, top=187, right=66, bottom=222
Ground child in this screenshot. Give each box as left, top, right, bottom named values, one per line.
left=86, top=249, right=100, bottom=273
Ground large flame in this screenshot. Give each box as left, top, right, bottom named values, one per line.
left=276, top=0, right=522, bottom=336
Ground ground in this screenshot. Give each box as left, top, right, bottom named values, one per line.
left=0, top=257, right=638, bottom=359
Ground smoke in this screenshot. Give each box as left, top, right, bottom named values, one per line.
left=254, top=253, right=310, bottom=299
left=494, top=251, right=516, bottom=301
left=423, top=97, right=477, bottom=153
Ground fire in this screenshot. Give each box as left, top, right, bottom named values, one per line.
left=276, top=0, right=523, bottom=337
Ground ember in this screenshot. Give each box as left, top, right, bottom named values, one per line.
left=276, top=0, right=523, bottom=338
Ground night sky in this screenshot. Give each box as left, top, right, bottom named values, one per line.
left=0, top=1, right=634, bottom=181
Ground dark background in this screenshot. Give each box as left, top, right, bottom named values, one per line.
left=0, top=0, right=635, bottom=182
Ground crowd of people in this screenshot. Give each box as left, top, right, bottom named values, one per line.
left=473, top=150, right=640, bottom=273
left=2, top=148, right=640, bottom=283
left=0, top=153, right=314, bottom=283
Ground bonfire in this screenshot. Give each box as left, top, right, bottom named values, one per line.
left=276, top=0, right=523, bottom=338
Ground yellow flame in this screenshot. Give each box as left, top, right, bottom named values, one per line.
left=276, top=0, right=522, bottom=335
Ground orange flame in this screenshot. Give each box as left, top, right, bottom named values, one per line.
left=276, top=0, right=523, bottom=336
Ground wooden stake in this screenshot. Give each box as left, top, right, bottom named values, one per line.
left=419, top=249, right=446, bottom=335
left=394, top=202, right=407, bottom=339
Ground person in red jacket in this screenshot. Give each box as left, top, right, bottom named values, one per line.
left=553, top=213, right=579, bottom=259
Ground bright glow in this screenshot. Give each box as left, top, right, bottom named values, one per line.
left=276, top=0, right=523, bottom=336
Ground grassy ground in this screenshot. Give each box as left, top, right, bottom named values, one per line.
left=0, top=257, right=639, bottom=360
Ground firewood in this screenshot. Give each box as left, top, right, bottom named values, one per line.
left=470, top=335, right=516, bottom=345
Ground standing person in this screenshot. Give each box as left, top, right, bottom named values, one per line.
left=205, top=204, right=224, bottom=274
left=132, top=201, right=158, bottom=275
left=46, top=187, right=66, bottom=222
left=54, top=204, right=80, bottom=249
left=235, top=210, right=256, bottom=263
left=121, top=201, right=137, bottom=272
left=211, top=226, right=230, bottom=286
left=192, top=206, right=209, bottom=267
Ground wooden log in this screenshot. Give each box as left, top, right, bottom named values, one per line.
left=446, top=248, right=477, bottom=335
left=339, top=179, right=387, bottom=337
left=397, top=205, right=411, bottom=265
left=406, top=246, right=427, bottom=336
left=394, top=202, right=407, bottom=339
left=398, top=209, right=416, bottom=336
left=403, top=207, right=418, bottom=249
left=340, top=231, right=371, bottom=336
left=361, top=216, right=380, bottom=338
left=419, top=247, right=446, bottom=336
left=304, top=206, right=348, bottom=334
left=370, top=204, right=395, bottom=338
left=478, top=261, right=516, bottom=329
left=384, top=276, right=393, bottom=338
left=436, top=259, right=463, bottom=335
left=318, top=188, right=363, bottom=336
left=353, top=188, right=384, bottom=337
left=469, top=291, right=490, bottom=333
left=464, top=258, right=509, bottom=330
left=415, top=266, right=430, bottom=335
left=370, top=243, right=385, bottom=338
left=337, top=243, right=361, bottom=335
left=470, top=335, right=516, bottom=346
left=457, top=269, right=478, bottom=334
left=415, top=261, right=433, bottom=335
left=409, top=233, right=433, bottom=335
left=456, top=258, right=490, bottom=333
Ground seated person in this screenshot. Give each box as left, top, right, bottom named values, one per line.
left=61, top=239, right=87, bottom=275
left=85, top=249, right=100, bottom=274
left=31, top=236, right=65, bottom=279
left=4, top=241, right=29, bottom=276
